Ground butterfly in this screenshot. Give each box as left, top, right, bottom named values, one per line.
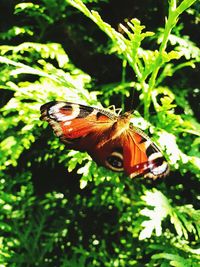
left=40, top=101, right=169, bottom=179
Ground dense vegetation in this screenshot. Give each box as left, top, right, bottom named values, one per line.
left=0, top=0, right=199, bottom=266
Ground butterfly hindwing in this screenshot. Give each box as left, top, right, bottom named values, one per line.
left=40, top=101, right=169, bottom=179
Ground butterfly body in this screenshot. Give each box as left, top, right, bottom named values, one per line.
left=40, top=101, right=169, bottom=179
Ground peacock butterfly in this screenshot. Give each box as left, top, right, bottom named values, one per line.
left=40, top=101, right=169, bottom=179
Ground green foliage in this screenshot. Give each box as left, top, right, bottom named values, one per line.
left=140, top=189, right=200, bottom=240
left=68, top=0, right=199, bottom=118
left=0, top=0, right=200, bottom=266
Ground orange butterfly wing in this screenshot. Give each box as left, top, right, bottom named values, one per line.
left=122, top=130, right=169, bottom=178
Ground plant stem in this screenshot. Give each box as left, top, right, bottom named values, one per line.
left=144, top=0, right=197, bottom=119
left=121, top=59, right=127, bottom=111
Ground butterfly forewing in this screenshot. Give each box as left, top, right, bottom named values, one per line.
left=40, top=101, right=116, bottom=148
left=123, top=131, right=169, bottom=179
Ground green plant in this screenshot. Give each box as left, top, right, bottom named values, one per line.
left=0, top=0, right=199, bottom=266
